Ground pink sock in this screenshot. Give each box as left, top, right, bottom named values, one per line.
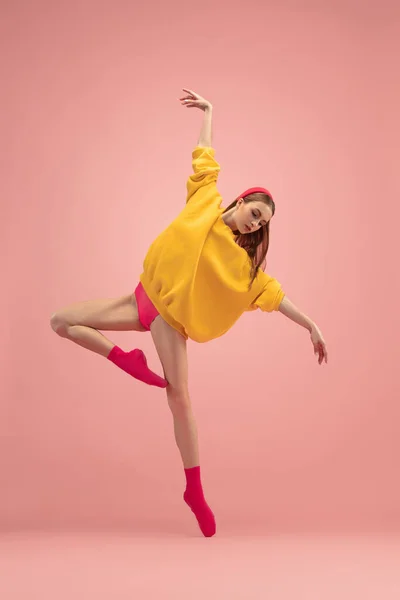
left=107, top=346, right=167, bottom=388
left=183, top=466, right=216, bottom=538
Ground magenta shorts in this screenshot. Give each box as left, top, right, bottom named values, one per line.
left=134, top=282, right=160, bottom=331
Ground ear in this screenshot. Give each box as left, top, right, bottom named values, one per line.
left=237, top=197, right=243, bottom=207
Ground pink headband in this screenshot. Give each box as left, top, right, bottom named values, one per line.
left=239, top=187, right=273, bottom=200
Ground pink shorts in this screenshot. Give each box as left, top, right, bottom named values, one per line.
left=134, top=282, right=160, bottom=331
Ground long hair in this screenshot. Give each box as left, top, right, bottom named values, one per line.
left=222, top=192, right=275, bottom=289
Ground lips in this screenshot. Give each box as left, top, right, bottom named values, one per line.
left=245, top=224, right=251, bottom=232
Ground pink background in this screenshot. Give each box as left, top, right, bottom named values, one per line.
left=1, top=0, right=399, bottom=535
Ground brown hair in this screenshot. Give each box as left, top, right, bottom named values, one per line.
left=222, top=192, right=275, bottom=289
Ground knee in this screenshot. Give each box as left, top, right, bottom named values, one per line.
left=166, top=385, right=191, bottom=414
left=50, top=311, right=69, bottom=337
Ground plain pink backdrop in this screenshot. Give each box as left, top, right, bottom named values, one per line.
left=1, top=0, right=399, bottom=534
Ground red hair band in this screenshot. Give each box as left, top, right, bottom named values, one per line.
left=239, top=187, right=273, bottom=199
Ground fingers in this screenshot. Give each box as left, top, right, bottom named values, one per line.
left=180, top=97, right=202, bottom=109
left=182, top=88, right=197, bottom=98
left=315, top=342, right=328, bottom=365
left=320, top=344, right=327, bottom=364
left=179, top=91, right=197, bottom=103
left=179, top=89, right=207, bottom=110
left=180, top=100, right=197, bottom=108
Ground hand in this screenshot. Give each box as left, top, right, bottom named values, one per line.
left=179, top=88, right=212, bottom=112
left=310, top=324, right=328, bottom=365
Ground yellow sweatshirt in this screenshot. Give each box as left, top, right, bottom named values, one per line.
left=140, top=147, right=285, bottom=342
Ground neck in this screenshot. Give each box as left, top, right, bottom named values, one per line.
left=221, top=207, right=237, bottom=231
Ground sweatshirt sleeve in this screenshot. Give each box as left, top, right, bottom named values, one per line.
left=186, top=147, right=221, bottom=204
left=249, top=274, right=285, bottom=312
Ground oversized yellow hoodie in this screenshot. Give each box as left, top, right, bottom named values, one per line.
left=140, top=147, right=285, bottom=342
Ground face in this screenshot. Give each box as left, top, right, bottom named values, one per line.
left=234, top=199, right=273, bottom=235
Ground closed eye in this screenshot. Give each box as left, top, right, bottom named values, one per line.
left=253, top=209, right=267, bottom=227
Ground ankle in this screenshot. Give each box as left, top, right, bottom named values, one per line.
left=184, top=465, right=202, bottom=491
left=107, top=344, right=121, bottom=359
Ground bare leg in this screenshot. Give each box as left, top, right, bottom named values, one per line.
left=50, top=293, right=166, bottom=387
left=150, top=315, right=216, bottom=536
left=50, top=294, right=146, bottom=356
left=150, top=315, right=198, bottom=467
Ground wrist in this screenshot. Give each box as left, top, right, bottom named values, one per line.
left=306, top=319, right=315, bottom=333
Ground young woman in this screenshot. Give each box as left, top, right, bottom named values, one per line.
left=51, top=89, right=328, bottom=538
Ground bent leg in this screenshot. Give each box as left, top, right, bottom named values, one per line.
left=50, top=294, right=166, bottom=387
left=50, top=294, right=146, bottom=355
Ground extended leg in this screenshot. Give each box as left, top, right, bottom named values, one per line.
left=150, top=315, right=216, bottom=537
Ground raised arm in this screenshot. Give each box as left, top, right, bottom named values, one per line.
left=180, top=89, right=221, bottom=205
left=278, top=296, right=328, bottom=365
left=180, top=88, right=213, bottom=147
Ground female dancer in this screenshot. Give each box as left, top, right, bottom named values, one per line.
left=51, top=89, right=328, bottom=538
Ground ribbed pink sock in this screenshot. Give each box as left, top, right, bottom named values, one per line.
left=184, top=466, right=216, bottom=538
left=107, top=346, right=167, bottom=388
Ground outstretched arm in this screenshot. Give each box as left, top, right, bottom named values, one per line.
left=278, top=296, right=328, bottom=365
left=180, top=88, right=213, bottom=147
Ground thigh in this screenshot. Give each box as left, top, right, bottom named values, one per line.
left=150, top=315, right=188, bottom=394
left=53, top=294, right=146, bottom=332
